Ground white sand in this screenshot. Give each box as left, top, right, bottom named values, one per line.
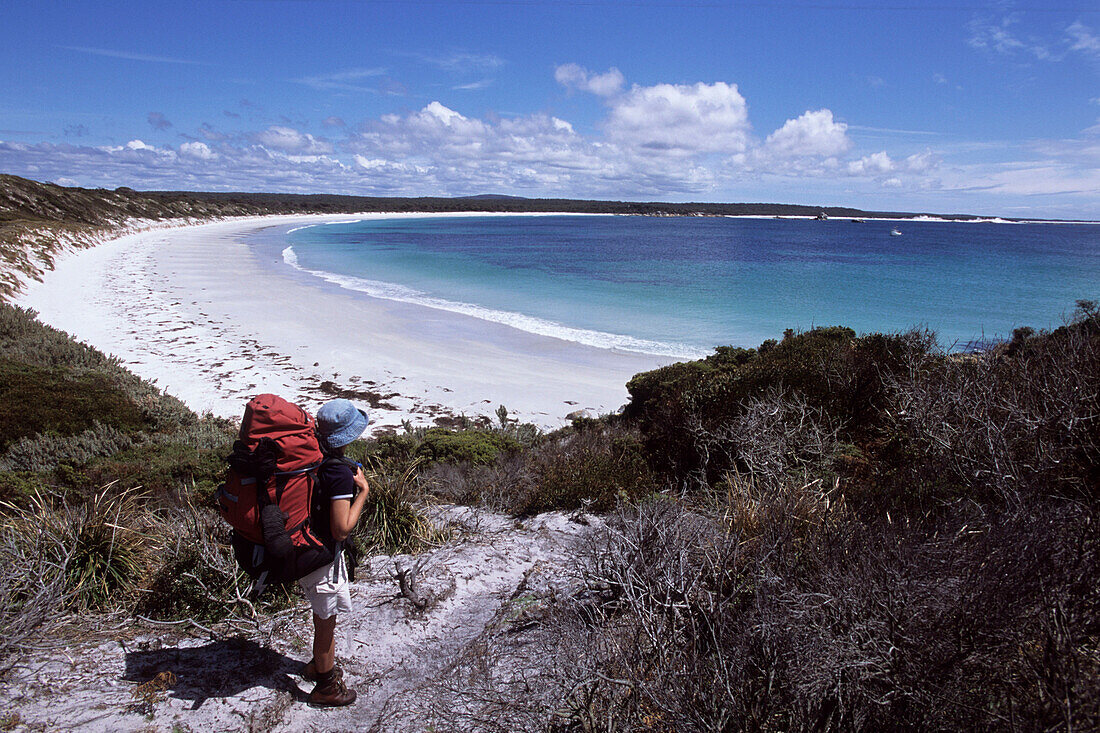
left=16, top=214, right=677, bottom=431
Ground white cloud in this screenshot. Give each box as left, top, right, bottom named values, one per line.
left=1066, top=21, right=1100, bottom=57
left=57, top=45, right=209, bottom=66
left=554, top=64, right=625, bottom=97
left=180, top=141, right=216, bottom=160
left=904, top=150, right=938, bottom=173
left=847, top=151, right=893, bottom=175
left=254, top=126, right=333, bottom=154
left=967, top=14, right=1052, bottom=60
left=5, top=66, right=1098, bottom=217
left=604, top=82, right=750, bottom=154
left=764, top=109, right=851, bottom=158
left=404, top=51, right=504, bottom=73
left=453, top=79, right=493, bottom=91
left=294, top=68, right=387, bottom=93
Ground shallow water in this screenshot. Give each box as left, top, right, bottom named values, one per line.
left=274, top=215, right=1100, bottom=356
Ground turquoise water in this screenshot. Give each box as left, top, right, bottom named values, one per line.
left=276, top=215, right=1100, bottom=357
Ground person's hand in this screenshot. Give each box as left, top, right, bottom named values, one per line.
left=353, top=465, right=369, bottom=496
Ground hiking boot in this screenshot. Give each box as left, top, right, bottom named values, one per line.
left=308, top=670, right=356, bottom=707
left=300, top=659, right=342, bottom=683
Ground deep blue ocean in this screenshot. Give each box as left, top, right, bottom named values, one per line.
left=279, top=215, right=1100, bottom=358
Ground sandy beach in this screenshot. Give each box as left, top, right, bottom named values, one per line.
left=16, top=214, right=676, bottom=431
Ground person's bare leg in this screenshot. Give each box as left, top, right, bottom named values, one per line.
left=313, top=613, right=337, bottom=673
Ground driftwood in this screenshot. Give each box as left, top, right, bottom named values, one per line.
left=393, top=559, right=456, bottom=612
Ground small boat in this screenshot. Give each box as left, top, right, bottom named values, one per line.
left=890, top=228, right=903, bottom=236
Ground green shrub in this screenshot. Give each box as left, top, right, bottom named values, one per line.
left=0, top=358, right=145, bottom=450
left=625, top=327, right=929, bottom=488
left=0, top=303, right=195, bottom=436
left=79, top=417, right=234, bottom=501
left=367, top=427, right=520, bottom=468
left=421, top=419, right=655, bottom=515
left=136, top=505, right=295, bottom=621
left=4, top=488, right=146, bottom=612
left=514, top=424, right=654, bottom=515
left=0, top=421, right=135, bottom=473
left=416, top=428, right=519, bottom=465
left=0, top=471, right=46, bottom=504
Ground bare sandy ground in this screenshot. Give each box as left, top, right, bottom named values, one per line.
left=16, top=213, right=676, bottom=431
left=0, top=506, right=599, bottom=732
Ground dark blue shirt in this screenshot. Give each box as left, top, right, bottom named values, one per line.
left=312, top=458, right=355, bottom=544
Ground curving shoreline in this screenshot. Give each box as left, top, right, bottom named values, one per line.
left=16, top=214, right=677, bottom=431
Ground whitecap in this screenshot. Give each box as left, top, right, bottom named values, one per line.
left=280, top=246, right=704, bottom=359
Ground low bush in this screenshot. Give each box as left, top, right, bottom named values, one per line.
left=0, top=421, right=135, bottom=473
left=136, top=506, right=260, bottom=622
left=0, top=303, right=194, bottom=436
left=79, top=417, right=234, bottom=502
left=625, top=327, right=927, bottom=488
left=0, top=359, right=145, bottom=450
left=0, top=486, right=146, bottom=622
left=369, top=426, right=520, bottom=468
left=510, top=423, right=655, bottom=515
left=419, top=419, right=655, bottom=515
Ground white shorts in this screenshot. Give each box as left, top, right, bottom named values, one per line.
left=299, top=549, right=353, bottom=620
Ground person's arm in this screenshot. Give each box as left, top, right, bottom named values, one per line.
left=330, top=467, right=370, bottom=541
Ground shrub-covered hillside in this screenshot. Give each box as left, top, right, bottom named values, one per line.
left=1, top=291, right=1097, bottom=730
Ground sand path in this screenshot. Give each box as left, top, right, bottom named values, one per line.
left=0, top=507, right=597, bottom=731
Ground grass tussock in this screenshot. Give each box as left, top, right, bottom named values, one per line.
left=353, top=456, right=438, bottom=555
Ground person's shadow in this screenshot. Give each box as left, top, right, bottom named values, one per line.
left=122, top=637, right=306, bottom=710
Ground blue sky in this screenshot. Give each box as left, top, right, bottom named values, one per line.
left=2, top=1, right=1098, bottom=218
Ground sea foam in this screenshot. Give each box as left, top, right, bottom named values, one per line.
left=281, top=246, right=704, bottom=358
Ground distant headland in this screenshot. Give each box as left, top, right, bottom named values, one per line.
left=3, top=173, right=1081, bottom=228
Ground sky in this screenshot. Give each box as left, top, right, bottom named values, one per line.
left=2, top=0, right=1099, bottom=218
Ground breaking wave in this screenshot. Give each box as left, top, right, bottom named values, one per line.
left=281, top=246, right=704, bottom=359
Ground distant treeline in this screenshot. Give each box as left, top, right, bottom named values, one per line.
left=1, top=173, right=990, bottom=227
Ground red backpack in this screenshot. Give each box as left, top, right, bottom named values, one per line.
left=216, top=394, right=334, bottom=586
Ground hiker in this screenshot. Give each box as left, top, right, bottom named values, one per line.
left=299, top=398, right=371, bottom=707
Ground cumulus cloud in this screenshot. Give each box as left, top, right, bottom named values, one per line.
left=254, top=126, right=333, bottom=154
left=147, top=112, right=172, bottom=131
left=605, top=82, right=750, bottom=154
left=180, top=141, right=215, bottom=160
left=847, top=151, right=893, bottom=175
left=903, top=150, right=938, bottom=173
left=9, top=65, right=1096, bottom=216
left=555, top=64, right=625, bottom=97
left=764, top=109, right=851, bottom=158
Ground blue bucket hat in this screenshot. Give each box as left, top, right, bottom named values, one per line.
left=316, top=399, right=369, bottom=449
